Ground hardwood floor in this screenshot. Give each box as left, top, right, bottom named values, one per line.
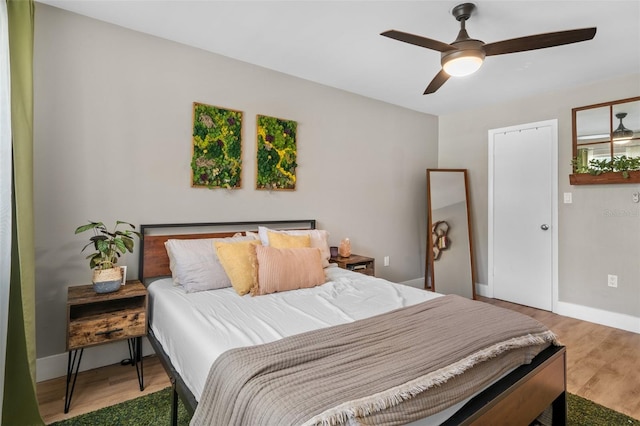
left=37, top=298, right=640, bottom=424
left=479, top=297, right=640, bottom=420
left=37, top=356, right=171, bottom=424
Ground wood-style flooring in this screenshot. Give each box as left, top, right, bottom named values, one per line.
left=37, top=356, right=171, bottom=424
left=37, top=298, right=640, bottom=424
left=479, top=297, right=640, bottom=420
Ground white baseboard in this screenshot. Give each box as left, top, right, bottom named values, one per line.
left=37, top=338, right=155, bottom=383
left=475, top=282, right=491, bottom=297
left=406, top=277, right=638, bottom=334
left=401, top=277, right=489, bottom=296
left=555, top=301, right=640, bottom=334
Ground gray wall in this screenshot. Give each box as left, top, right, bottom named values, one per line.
left=439, top=74, right=640, bottom=317
left=33, top=4, right=438, bottom=358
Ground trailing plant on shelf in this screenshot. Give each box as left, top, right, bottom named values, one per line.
left=75, top=220, right=141, bottom=293
left=572, top=155, right=640, bottom=179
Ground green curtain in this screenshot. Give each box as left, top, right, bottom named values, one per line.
left=3, top=0, right=43, bottom=424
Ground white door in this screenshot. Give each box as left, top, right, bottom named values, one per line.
left=488, top=120, right=557, bottom=311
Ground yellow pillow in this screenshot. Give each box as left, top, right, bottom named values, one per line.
left=267, top=231, right=311, bottom=249
left=214, top=240, right=261, bottom=296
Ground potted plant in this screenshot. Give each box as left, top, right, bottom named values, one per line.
left=570, top=155, right=640, bottom=184
left=75, top=220, right=141, bottom=293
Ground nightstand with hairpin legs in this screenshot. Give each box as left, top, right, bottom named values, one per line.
left=65, top=281, right=147, bottom=413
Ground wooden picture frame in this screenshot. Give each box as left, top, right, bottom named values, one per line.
left=256, top=115, right=297, bottom=190
left=191, top=102, right=243, bottom=189
left=120, top=266, right=127, bottom=285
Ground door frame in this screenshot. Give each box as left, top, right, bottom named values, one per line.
left=488, top=119, right=559, bottom=312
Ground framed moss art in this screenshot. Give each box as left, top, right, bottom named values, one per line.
left=256, top=115, right=298, bottom=190
left=191, top=102, right=242, bottom=189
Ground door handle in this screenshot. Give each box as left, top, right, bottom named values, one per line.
left=540, top=224, right=549, bottom=231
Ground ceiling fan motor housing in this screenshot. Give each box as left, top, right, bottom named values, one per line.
left=441, top=39, right=485, bottom=76
left=441, top=40, right=485, bottom=64
left=442, top=3, right=485, bottom=76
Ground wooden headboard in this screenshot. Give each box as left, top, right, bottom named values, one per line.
left=138, top=220, right=316, bottom=282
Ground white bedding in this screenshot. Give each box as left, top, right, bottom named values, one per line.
left=148, top=265, right=440, bottom=399
left=148, top=266, right=494, bottom=425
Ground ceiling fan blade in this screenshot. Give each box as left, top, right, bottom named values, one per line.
left=424, top=70, right=450, bottom=95
left=381, top=30, right=455, bottom=53
left=483, top=27, right=596, bottom=56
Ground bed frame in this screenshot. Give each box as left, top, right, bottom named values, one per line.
left=139, top=220, right=567, bottom=426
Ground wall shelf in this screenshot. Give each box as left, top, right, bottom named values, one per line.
left=569, top=170, right=640, bottom=185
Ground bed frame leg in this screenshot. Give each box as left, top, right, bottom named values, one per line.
left=551, top=391, right=567, bottom=425
left=171, top=379, right=179, bottom=426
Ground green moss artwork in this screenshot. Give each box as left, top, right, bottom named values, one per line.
left=256, top=115, right=298, bottom=190
left=191, top=103, right=242, bottom=189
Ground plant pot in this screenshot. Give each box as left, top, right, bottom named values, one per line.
left=92, top=267, right=122, bottom=294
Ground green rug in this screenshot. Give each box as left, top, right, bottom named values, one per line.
left=51, top=388, right=639, bottom=426
left=51, top=388, right=190, bottom=426
left=567, top=393, right=639, bottom=426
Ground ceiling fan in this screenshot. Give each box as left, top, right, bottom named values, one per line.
left=381, top=3, right=597, bottom=95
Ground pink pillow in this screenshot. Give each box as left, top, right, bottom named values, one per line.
left=252, top=246, right=326, bottom=296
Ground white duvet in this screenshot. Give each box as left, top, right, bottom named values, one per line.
left=148, top=266, right=492, bottom=425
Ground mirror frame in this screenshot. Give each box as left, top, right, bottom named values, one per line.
left=571, top=96, right=640, bottom=185
left=425, top=169, right=477, bottom=299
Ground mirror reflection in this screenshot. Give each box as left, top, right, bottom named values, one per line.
left=425, top=169, right=476, bottom=299
left=612, top=101, right=640, bottom=157
left=574, top=97, right=640, bottom=172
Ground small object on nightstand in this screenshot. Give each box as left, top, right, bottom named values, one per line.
left=330, top=253, right=375, bottom=276
left=65, top=281, right=147, bottom=413
left=338, top=238, right=351, bottom=257
left=330, top=246, right=339, bottom=258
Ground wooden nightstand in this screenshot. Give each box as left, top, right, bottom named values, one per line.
left=65, top=280, right=147, bottom=413
left=330, top=254, right=375, bottom=276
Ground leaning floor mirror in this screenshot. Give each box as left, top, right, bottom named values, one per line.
left=425, top=169, right=476, bottom=299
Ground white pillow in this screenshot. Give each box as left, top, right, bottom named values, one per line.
left=244, top=231, right=260, bottom=240
left=164, top=235, right=255, bottom=293
left=257, top=226, right=331, bottom=267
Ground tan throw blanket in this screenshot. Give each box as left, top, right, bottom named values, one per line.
left=191, top=295, right=558, bottom=426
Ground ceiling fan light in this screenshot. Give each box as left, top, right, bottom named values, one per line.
left=613, top=131, right=633, bottom=144
left=612, top=112, right=634, bottom=144
left=442, top=50, right=484, bottom=77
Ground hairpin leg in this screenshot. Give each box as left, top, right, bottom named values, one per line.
left=64, top=348, right=84, bottom=413
left=131, top=336, right=144, bottom=391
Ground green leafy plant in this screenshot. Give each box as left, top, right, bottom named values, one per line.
left=256, top=115, right=297, bottom=190
left=572, top=155, right=640, bottom=178
left=611, top=156, right=640, bottom=178
left=191, top=103, right=242, bottom=189
left=75, top=221, right=141, bottom=270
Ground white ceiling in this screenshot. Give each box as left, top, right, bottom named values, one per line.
left=37, top=0, right=640, bottom=116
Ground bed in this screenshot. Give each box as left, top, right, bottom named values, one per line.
left=138, top=220, right=567, bottom=426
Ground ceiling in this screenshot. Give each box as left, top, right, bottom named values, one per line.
left=37, top=1, right=640, bottom=116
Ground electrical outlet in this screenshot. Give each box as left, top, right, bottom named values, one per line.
left=383, top=256, right=390, bottom=267
left=563, top=192, right=572, bottom=204
left=633, top=192, right=639, bottom=203
left=607, top=274, right=618, bottom=288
